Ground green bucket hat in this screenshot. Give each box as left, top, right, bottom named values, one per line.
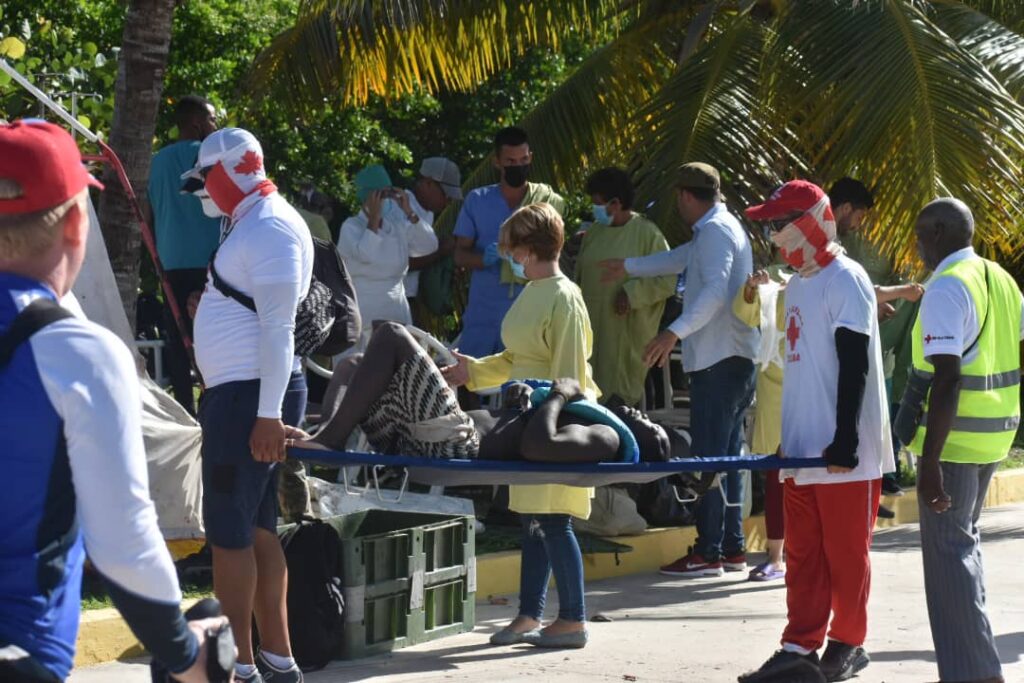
left=354, top=164, right=392, bottom=203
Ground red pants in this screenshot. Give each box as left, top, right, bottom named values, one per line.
left=764, top=469, right=785, bottom=541
left=781, top=478, right=881, bottom=652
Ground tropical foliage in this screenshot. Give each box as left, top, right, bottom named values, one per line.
left=253, top=0, right=1024, bottom=268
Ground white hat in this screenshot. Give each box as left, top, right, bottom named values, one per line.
left=419, top=157, right=463, bottom=200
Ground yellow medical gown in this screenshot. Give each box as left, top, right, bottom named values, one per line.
left=467, top=273, right=597, bottom=519
left=731, top=268, right=787, bottom=455
left=574, top=214, right=676, bottom=406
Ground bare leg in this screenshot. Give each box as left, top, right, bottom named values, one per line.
left=312, top=322, right=420, bottom=449
left=212, top=545, right=258, bottom=665
left=767, top=538, right=785, bottom=567
left=252, top=527, right=292, bottom=657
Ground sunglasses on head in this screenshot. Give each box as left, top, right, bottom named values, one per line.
left=200, top=165, right=215, bottom=179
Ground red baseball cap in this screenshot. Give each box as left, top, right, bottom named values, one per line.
left=745, top=180, right=826, bottom=220
left=0, top=120, right=103, bottom=215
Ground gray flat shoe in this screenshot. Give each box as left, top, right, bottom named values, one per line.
left=489, top=627, right=539, bottom=645
left=521, top=629, right=589, bottom=649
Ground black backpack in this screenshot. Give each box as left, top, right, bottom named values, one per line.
left=279, top=518, right=346, bottom=670
left=0, top=298, right=74, bottom=370
left=210, top=236, right=361, bottom=357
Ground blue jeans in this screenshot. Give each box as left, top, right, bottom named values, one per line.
left=518, top=514, right=586, bottom=623
left=689, top=356, right=756, bottom=560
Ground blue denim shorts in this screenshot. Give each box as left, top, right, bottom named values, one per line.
left=199, top=372, right=306, bottom=549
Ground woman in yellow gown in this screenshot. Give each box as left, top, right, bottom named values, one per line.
left=444, top=202, right=596, bottom=649
left=574, top=168, right=676, bottom=406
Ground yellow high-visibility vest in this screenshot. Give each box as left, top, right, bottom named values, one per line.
left=908, top=256, right=1021, bottom=463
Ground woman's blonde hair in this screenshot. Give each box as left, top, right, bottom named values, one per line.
left=498, top=202, right=564, bottom=261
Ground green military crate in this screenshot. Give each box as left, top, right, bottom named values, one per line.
left=317, top=510, right=476, bottom=659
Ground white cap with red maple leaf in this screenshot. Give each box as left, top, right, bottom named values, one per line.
left=196, top=127, right=269, bottom=195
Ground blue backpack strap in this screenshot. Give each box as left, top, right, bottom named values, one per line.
left=528, top=386, right=640, bottom=463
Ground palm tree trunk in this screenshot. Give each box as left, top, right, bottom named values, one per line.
left=97, top=0, right=177, bottom=329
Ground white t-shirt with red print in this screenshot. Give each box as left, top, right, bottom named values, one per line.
left=779, top=254, right=895, bottom=485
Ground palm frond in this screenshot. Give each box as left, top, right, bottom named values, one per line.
left=247, top=0, right=632, bottom=111
left=954, top=0, right=1024, bottom=32
left=930, top=1, right=1024, bottom=101
left=768, top=0, right=1024, bottom=269
left=628, top=15, right=803, bottom=240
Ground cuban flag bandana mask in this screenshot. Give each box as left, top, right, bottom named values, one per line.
left=769, top=195, right=843, bottom=278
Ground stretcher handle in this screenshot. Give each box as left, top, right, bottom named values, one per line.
left=371, top=465, right=409, bottom=503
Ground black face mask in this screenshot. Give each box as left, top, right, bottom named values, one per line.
left=502, top=163, right=530, bottom=188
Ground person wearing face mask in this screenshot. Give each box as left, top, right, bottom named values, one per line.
left=443, top=203, right=595, bottom=650
left=146, top=95, right=220, bottom=415
left=338, top=164, right=439, bottom=343
left=738, top=181, right=894, bottom=683
left=189, top=127, right=311, bottom=682
left=453, top=127, right=565, bottom=358
left=574, top=167, right=675, bottom=407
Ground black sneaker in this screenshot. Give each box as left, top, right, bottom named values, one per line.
left=881, top=478, right=904, bottom=496
left=738, top=649, right=825, bottom=683
left=876, top=503, right=895, bottom=520
left=819, top=640, right=869, bottom=681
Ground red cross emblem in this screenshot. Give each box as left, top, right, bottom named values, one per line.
left=925, top=334, right=933, bottom=344
left=787, top=314, right=801, bottom=351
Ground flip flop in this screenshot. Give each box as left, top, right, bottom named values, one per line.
left=748, top=562, right=785, bottom=582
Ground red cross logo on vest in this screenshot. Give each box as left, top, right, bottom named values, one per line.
left=787, top=314, right=801, bottom=351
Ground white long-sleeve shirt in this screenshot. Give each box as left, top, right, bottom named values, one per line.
left=624, top=203, right=758, bottom=372
left=339, top=203, right=439, bottom=327
left=194, top=192, right=313, bottom=418
left=402, top=191, right=436, bottom=298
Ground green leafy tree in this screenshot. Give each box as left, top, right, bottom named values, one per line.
left=251, top=0, right=1024, bottom=268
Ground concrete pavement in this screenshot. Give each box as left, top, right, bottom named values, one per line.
left=71, top=504, right=1024, bottom=683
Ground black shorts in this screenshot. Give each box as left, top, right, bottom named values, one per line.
left=199, top=372, right=307, bottom=549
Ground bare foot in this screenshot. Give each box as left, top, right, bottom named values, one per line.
left=504, top=615, right=541, bottom=634
left=540, top=619, right=585, bottom=636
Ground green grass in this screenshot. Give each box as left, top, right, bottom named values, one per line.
left=81, top=576, right=213, bottom=612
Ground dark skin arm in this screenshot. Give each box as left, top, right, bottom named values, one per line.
left=454, top=236, right=485, bottom=270
left=519, top=378, right=619, bottom=463
left=408, top=236, right=455, bottom=273
left=917, top=354, right=960, bottom=513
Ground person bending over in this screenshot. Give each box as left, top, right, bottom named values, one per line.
left=291, top=322, right=676, bottom=464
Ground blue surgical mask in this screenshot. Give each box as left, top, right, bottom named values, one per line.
left=506, top=254, right=527, bottom=280
left=592, top=203, right=613, bottom=226
left=381, top=198, right=399, bottom=217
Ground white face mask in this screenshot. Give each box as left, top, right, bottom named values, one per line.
left=197, top=189, right=225, bottom=218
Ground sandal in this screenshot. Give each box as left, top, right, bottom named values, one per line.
left=748, top=562, right=785, bottom=582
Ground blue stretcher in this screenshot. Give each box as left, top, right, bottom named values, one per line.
left=290, top=448, right=827, bottom=488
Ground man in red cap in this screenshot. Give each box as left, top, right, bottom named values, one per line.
left=0, top=120, right=224, bottom=682
left=738, top=181, right=894, bottom=683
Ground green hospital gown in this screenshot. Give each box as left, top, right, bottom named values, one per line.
left=574, top=214, right=676, bottom=406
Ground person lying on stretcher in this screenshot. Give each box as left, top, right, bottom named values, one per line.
left=288, top=322, right=686, bottom=463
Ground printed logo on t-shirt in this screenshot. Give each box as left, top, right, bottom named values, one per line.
left=786, top=306, right=803, bottom=363
left=924, top=334, right=954, bottom=345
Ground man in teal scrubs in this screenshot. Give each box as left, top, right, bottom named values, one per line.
left=147, top=95, right=219, bottom=414
left=453, top=127, right=564, bottom=357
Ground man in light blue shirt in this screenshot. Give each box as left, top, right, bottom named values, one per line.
left=147, top=95, right=219, bottom=414
left=601, top=163, right=758, bottom=576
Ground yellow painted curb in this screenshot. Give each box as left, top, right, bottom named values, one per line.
left=76, top=468, right=1024, bottom=670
